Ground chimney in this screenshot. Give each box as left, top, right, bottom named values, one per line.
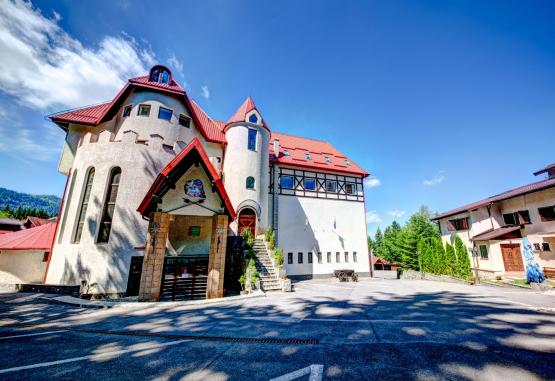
left=273, top=138, right=280, bottom=158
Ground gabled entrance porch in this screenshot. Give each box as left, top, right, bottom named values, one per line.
left=136, top=138, right=236, bottom=302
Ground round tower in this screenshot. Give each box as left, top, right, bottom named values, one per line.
left=223, top=98, right=270, bottom=236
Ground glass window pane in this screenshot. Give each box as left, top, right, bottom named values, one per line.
left=138, top=104, right=151, bottom=116
left=249, top=114, right=258, bottom=123
left=248, top=129, right=257, bottom=151
left=325, top=180, right=337, bottom=192
left=304, top=178, right=316, bottom=191
left=158, top=107, right=173, bottom=121
left=179, top=114, right=191, bottom=127
left=280, top=176, right=294, bottom=189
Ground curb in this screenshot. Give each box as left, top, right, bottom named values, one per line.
left=40, top=291, right=266, bottom=309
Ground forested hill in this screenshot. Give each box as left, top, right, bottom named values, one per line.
left=0, top=187, right=61, bottom=217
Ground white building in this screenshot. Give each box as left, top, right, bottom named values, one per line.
left=41, top=65, right=370, bottom=299
left=433, top=164, right=555, bottom=278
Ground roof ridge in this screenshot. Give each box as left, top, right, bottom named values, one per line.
left=48, top=100, right=111, bottom=117
left=272, top=131, right=330, bottom=145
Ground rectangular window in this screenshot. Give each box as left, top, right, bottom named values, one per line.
left=344, top=252, right=349, bottom=262
left=447, top=217, right=469, bottom=231
left=158, top=107, right=173, bottom=121
left=188, top=226, right=201, bottom=236
left=42, top=252, right=49, bottom=262
left=542, top=242, right=551, bottom=251
left=305, top=152, right=311, bottom=160
left=137, top=104, right=151, bottom=117
left=304, top=178, right=316, bottom=191
left=327, top=252, right=331, bottom=263
left=308, top=252, right=313, bottom=264
left=248, top=129, right=257, bottom=151
left=298, top=252, right=303, bottom=264
left=345, top=183, right=356, bottom=194
left=503, top=210, right=531, bottom=226
left=353, top=252, right=357, bottom=262
left=122, top=104, right=132, bottom=117
left=336, top=252, right=340, bottom=263
left=288, top=252, right=293, bottom=264
left=479, top=245, right=488, bottom=259
left=325, top=180, right=337, bottom=193
left=179, top=114, right=191, bottom=127
left=317, top=252, right=322, bottom=264
left=324, top=156, right=331, bottom=163
left=534, top=243, right=541, bottom=251
left=280, top=175, right=294, bottom=189
left=538, top=205, right=555, bottom=222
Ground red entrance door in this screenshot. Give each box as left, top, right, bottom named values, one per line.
left=238, top=208, right=256, bottom=236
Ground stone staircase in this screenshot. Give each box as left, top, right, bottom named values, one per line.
left=252, top=238, right=282, bottom=292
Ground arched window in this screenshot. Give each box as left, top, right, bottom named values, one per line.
left=246, top=176, right=255, bottom=189
left=248, top=114, right=259, bottom=124
left=149, top=65, right=171, bottom=85
left=97, top=167, right=121, bottom=243
left=58, top=169, right=78, bottom=244
left=73, top=167, right=95, bottom=243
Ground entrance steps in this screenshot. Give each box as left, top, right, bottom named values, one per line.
left=252, top=238, right=282, bottom=292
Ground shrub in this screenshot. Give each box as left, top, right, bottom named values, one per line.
left=454, top=236, right=472, bottom=279
left=241, top=229, right=254, bottom=248
left=265, top=226, right=273, bottom=242
left=274, top=248, right=284, bottom=268
left=239, top=275, right=246, bottom=289
left=268, top=230, right=275, bottom=250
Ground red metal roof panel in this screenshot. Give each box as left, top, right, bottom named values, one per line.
left=0, top=222, right=57, bottom=250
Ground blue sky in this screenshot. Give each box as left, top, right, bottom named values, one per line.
left=0, top=0, right=553, bottom=236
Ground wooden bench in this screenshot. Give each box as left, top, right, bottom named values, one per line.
left=543, top=267, right=555, bottom=279
left=333, top=269, right=358, bottom=282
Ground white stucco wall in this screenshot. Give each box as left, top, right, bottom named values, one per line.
left=46, top=90, right=223, bottom=294
left=0, top=250, right=46, bottom=284
left=277, top=196, right=370, bottom=277
left=223, top=122, right=270, bottom=234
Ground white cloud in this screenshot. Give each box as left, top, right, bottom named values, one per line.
left=167, top=54, right=184, bottom=78
left=364, top=176, right=381, bottom=188
left=201, top=86, right=210, bottom=99
left=0, top=0, right=155, bottom=111
left=0, top=119, right=62, bottom=162
left=366, top=210, right=382, bottom=224
left=423, top=171, right=446, bottom=186
left=387, top=210, right=406, bottom=218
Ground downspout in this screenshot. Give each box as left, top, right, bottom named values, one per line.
left=43, top=169, right=71, bottom=284
left=362, top=175, right=374, bottom=278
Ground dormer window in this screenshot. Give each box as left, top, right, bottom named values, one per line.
left=284, top=150, right=290, bottom=156
left=344, top=160, right=350, bottom=166
left=324, top=156, right=331, bottom=163
left=249, top=114, right=259, bottom=124
left=149, top=65, right=171, bottom=85
left=305, top=153, right=311, bottom=160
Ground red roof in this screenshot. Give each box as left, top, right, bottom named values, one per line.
left=270, top=132, right=368, bottom=177
left=24, top=217, right=51, bottom=228
left=0, top=222, right=57, bottom=251
left=137, top=138, right=236, bottom=220
left=433, top=176, right=555, bottom=220
left=49, top=66, right=368, bottom=177
left=534, top=163, right=555, bottom=177
left=227, top=97, right=269, bottom=131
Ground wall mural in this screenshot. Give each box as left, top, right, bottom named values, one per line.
left=522, top=237, right=545, bottom=283
left=185, top=179, right=206, bottom=200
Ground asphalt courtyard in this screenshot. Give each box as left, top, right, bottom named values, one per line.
left=1, top=277, right=555, bottom=380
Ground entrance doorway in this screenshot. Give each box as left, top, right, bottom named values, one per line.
left=238, top=208, right=256, bottom=236
left=161, top=256, right=209, bottom=301
left=501, top=243, right=524, bottom=272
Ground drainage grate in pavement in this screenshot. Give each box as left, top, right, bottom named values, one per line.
left=64, top=327, right=319, bottom=345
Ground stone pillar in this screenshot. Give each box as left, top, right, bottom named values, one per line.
left=206, top=214, right=229, bottom=299
left=138, top=212, right=172, bottom=302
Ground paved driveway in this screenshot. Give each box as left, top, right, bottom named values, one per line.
left=1, top=278, right=554, bottom=380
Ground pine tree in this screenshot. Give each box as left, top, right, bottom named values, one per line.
left=398, top=206, right=440, bottom=270
left=454, top=236, right=472, bottom=279
left=384, top=221, right=402, bottom=263
left=373, top=228, right=386, bottom=260
left=444, top=242, right=457, bottom=276
left=431, top=237, right=446, bottom=275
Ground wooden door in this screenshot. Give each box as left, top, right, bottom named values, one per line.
left=238, top=209, right=256, bottom=235
left=500, top=244, right=524, bottom=272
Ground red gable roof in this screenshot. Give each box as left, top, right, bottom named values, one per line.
left=137, top=138, right=236, bottom=220
left=227, top=96, right=269, bottom=131
left=433, top=176, right=555, bottom=220
left=0, top=222, right=57, bottom=251
left=270, top=132, right=368, bottom=177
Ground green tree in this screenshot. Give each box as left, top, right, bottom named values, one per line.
left=454, top=236, right=472, bottom=279
left=399, top=206, right=440, bottom=270
left=444, top=242, right=457, bottom=276
left=383, top=221, right=402, bottom=263
left=372, top=228, right=386, bottom=260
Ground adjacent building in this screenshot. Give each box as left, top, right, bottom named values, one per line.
left=37, top=65, right=370, bottom=299
left=433, top=164, right=555, bottom=278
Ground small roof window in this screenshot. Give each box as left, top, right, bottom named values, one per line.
left=249, top=114, right=259, bottom=124
left=149, top=65, right=172, bottom=85
left=283, top=150, right=290, bottom=156
left=344, top=160, right=350, bottom=166
left=324, top=156, right=331, bottom=163
left=305, top=152, right=311, bottom=160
